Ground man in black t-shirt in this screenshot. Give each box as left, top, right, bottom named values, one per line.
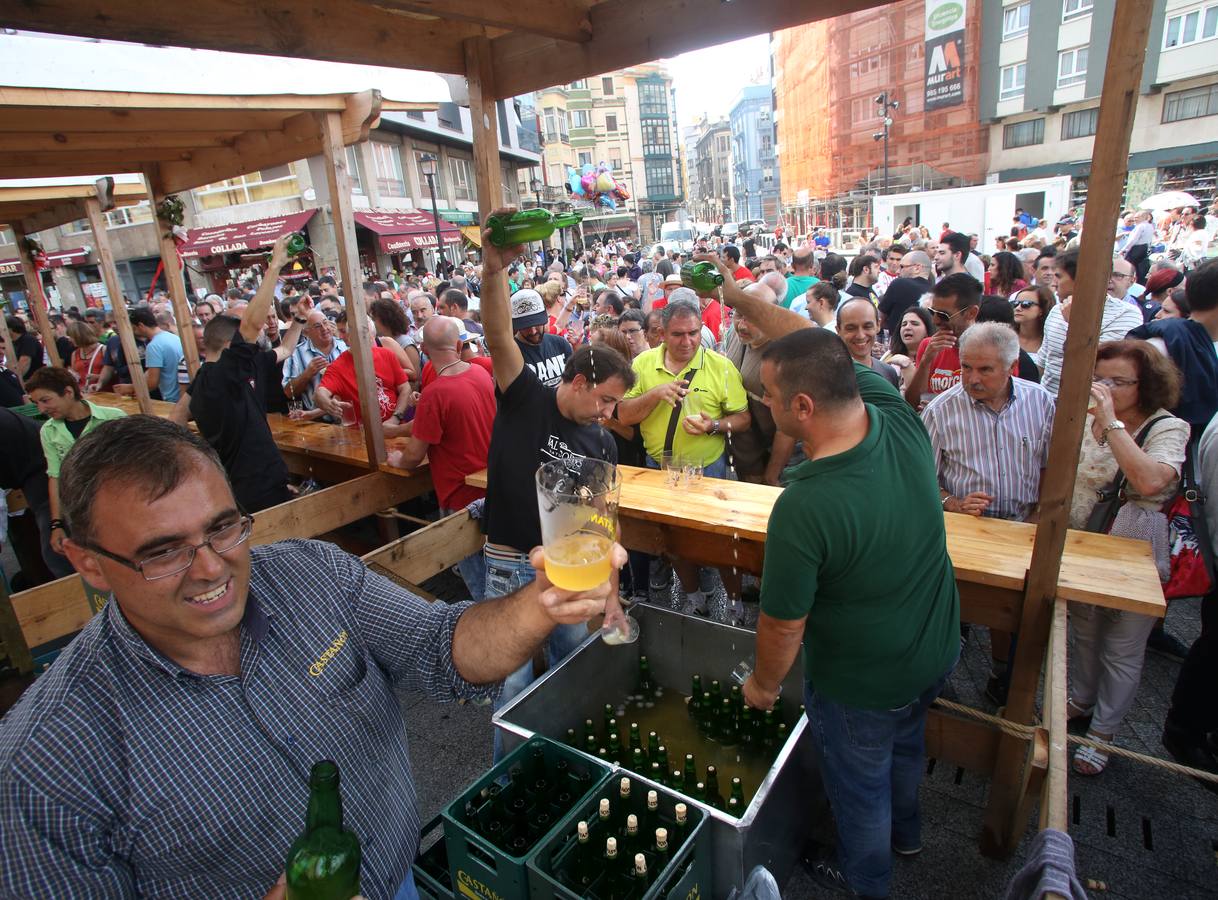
left=172, top=235, right=303, bottom=513
left=0, top=406, right=72, bottom=580
left=6, top=316, right=44, bottom=378
left=510, top=289, right=573, bottom=387
left=482, top=209, right=637, bottom=760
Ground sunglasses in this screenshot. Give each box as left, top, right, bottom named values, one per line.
left=1010, top=300, right=1038, bottom=310
left=929, top=307, right=967, bottom=324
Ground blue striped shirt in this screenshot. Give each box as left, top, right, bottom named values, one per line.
left=920, top=378, right=1055, bottom=522
left=0, top=540, right=496, bottom=899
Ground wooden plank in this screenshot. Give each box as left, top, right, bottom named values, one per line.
left=0, top=575, right=34, bottom=674
left=11, top=471, right=425, bottom=648
left=0, top=108, right=293, bottom=135
left=84, top=198, right=154, bottom=414
left=925, top=707, right=1004, bottom=776
left=11, top=226, right=62, bottom=367
left=88, top=391, right=175, bottom=417
left=142, top=166, right=201, bottom=377
left=0, top=86, right=357, bottom=112
left=981, top=0, right=1156, bottom=858
left=0, top=131, right=241, bottom=152
left=363, top=510, right=484, bottom=585
left=1039, top=597, right=1069, bottom=832
left=319, top=112, right=385, bottom=467
left=374, top=0, right=591, bottom=42
left=0, top=182, right=150, bottom=204
left=464, top=34, right=507, bottom=299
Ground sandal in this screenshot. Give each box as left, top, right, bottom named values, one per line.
left=1072, top=733, right=1110, bottom=776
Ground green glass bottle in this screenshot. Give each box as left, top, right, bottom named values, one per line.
left=705, top=766, right=725, bottom=811
left=628, top=722, right=643, bottom=752
left=585, top=734, right=599, bottom=755
left=717, top=698, right=737, bottom=745
left=603, top=704, right=615, bottom=735
left=485, top=209, right=582, bottom=248
left=637, top=655, right=655, bottom=695
left=649, top=761, right=666, bottom=786
left=608, top=731, right=623, bottom=763
left=631, top=748, right=647, bottom=773
left=570, top=821, right=596, bottom=890
left=286, top=232, right=309, bottom=257
left=285, top=761, right=361, bottom=900
left=682, top=753, right=697, bottom=789
left=680, top=261, right=724, bottom=293
left=727, top=796, right=743, bottom=818
left=631, top=853, right=650, bottom=889
left=655, top=745, right=670, bottom=773
left=565, top=727, right=578, bottom=748
left=671, top=769, right=685, bottom=793
left=729, top=683, right=743, bottom=712
left=730, top=776, right=745, bottom=807
left=584, top=717, right=598, bottom=745
left=644, top=790, right=661, bottom=836
left=597, top=746, right=610, bottom=762
left=622, top=813, right=641, bottom=860
left=689, top=674, right=703, bottom=715
left=594, top=797, right=612, bottom=843
left=647, top=731, right=661, bottom=759
left=762, top=709, right=778, bottom=750
left=709, top=679, right=722, bottom=700
left=692, top=781, right=707, bottom=803
left=673, top=802, right=689, bottom=844
left=652, top=826, right=671, bottom=870
left=739, top=707, right=756, bottom=747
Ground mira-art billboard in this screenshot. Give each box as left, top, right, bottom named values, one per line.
left=925, top=0, right=966, bottom=110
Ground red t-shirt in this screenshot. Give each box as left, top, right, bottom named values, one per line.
left=702, top=299, right=724, bottom=342
left=732, top=265, right=754, bottom=283
left=420, top=355, right=493, bottom=389
left=319, top=346, right=407, bottom=424
left=915, top=337, right=961, bottom=397
left=411, top=364, right=496, bottom=509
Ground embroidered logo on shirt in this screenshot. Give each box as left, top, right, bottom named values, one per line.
left=309, top=630, right=348, bottom=677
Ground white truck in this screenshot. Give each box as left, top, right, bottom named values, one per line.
left=656, top=220, right=697, bottom=255
left=872, top=176, right=1072, bottom=252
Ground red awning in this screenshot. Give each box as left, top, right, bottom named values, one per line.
left=354, top=209, right=460, bottom=253
left=178, top=209, right=317, bottom=259
left=0, top=248, right=89, bottom=274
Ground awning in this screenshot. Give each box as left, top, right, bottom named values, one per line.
left=0, top=247, right=89, bottom=274
left=354, top=209, right=460, bottom=253
left=460, top=225, right=482, bottom=247
left=178, top=209, right=317, bottom=259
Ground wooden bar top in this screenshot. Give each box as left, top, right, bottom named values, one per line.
left=88, top=391, right=177, bottom=418
left=466, top=465, right=1165, bottom=618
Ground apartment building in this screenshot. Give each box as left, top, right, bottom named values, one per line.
left=729, top=85, right=781, bottom=223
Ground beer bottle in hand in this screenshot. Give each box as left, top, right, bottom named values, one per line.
left=285, top=761, right=361, bottom=900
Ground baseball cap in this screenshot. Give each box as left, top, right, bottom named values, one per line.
left=510, top=289, right=548, bottom=330
left=1144, top=267, right=1184, bottom=294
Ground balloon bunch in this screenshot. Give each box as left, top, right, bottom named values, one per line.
left=567, top=161, right=630, bottom=210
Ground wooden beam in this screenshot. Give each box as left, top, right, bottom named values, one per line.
left=319, top=113, right=385, bottom=467
left=363, top=509, right=484, bottom=584
left=981, top=0, right=1155, bottom=857
left=370, top=0, right=591, bottom=43
left=925, top=707, right=1004, bottom=776
left=464, top=34, right=509, bottom=308
left=490, top=0, right=889, bottom=99
left=10, top=471, right=423, bottom=648
left=1039, top=597, right=1069, bottom=832
left=0, top=182, right=149, bottom=204
left=341, top=91, right=384, bottom=145
left=0, top=108, right=296, bottom=135
left=0, top=86, right=359, bottom=112
left=11, top=226, right=62, bottom=367
left=142, top=166, right=201, bottom=377
left=0, top=570, right=34, bottom=674
left=0, top=1, right=475, bottom=75
left=83, top=197, right=153, bottom=414
left=18, top=199, right=94, bottom=236
left=0, top=131, right=240, bottom=152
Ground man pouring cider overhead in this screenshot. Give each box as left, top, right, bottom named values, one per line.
left=0, top=414, right=626, bottom=898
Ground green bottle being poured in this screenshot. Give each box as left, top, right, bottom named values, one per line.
left=285, top=761, right=362, bottom=900
left=680, top=261, right=724, bottom=293
left=286, top=232, right=309, bottom=257
left=485, top=208, right=582, bottom=248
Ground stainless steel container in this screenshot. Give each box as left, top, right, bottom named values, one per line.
left=493, top=604, right=828, bottom=898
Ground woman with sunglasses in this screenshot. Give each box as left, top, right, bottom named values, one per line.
left=1068, top=341, right=1189, bottom=776
left=1011, top=285, right=1055, bottom=358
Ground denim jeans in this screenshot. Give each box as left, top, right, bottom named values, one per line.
left=483, top=549, right=589, bottom=761
left=644, top=452, right=729, bottom=480
left=441, top=507, right=486, bottom=604
left=802, top=655, right=957, bottom=898
left=393, top=868, right=418, bottom=900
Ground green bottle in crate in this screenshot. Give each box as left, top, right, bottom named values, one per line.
left=603, top=704, right=615, bottom=735
left=649, top=761, right=665, bottom=785
left=651, top=827, right=670, bottom=871
left=569, top=820, right=596, bottom=891
left=285, top=761, right=362, bottom=900
left=739, top=707, right=756, bottom=746
left=654, top=745, right=670, bottom=773
left=692, top=781, right=706, bottom=803
left=673, top=803, right=690, bottom=845
left=730, top=776, right=745, bottom=807
left=608, top=732, right=623, bottom=764
left=646, top=730, right=661, bottom=759
left=644, top=790, right=660, bottom=833
left=594, top=797, right=612, bottom=841
left=637, top=655, right=655, bottom=695
left=615, top=776, right=632, bottom=829
left=630, top=853, right=650, bottom=890
left=622, top=814, right=641, bottom=861
left=682, top=753, right=696, bottom=788
left=689, top=674, right=703, bottom=713
left=631, top=748, right=647, bottom=772
left=717, top=698, right=737, bottom=744
left=705, top=766, right=725, bottom=811
left=628, top=722, right=642, bottom=752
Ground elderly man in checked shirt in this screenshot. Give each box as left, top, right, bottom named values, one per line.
left=0, top=416, right=625, bottom=900
left=920, top=321, right=1055, bottom=706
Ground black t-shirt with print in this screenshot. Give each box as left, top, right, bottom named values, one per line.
left=484, top=364, right=616, bottom=551
left=517, top=333, right=574, bottom=389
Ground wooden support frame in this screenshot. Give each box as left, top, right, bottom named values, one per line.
left=320, top=111, right=385, bottom=468
left=1039, top=597, right=1069, bottom=832
left=464, top=35, right=508, bottom=302
left=11, top=225, right=62, bottom=368
left=142, top=165, right=201, bottom=378
left=980, top=0, right=1156, bottom=856
left=363, top=509, right=484, bottom=586
left=83, top=197, right=153, bottom=414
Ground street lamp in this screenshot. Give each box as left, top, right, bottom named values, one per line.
left=418, top=152, right=446, bottom=274
left=872, top=92, right=900, bottom=196
left=530, top=175, right=545, bottom=266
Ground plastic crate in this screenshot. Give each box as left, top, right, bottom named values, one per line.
left=413, top=816, right=454, bottom=900
left=443, top=736, right=610, bottom=900
left=9, top=403, right=45, bottom=420
left=527, top=770, right=711, bottom=900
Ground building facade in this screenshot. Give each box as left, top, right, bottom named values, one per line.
left=0, top=100, right=539, bottom=311
left=982, top=0, right=1218, bottom=211
left=729, top=85, right=781, bottom=223
left=772, top=0, right=990, bottom=225
left=691, top=118, right=733, bottom=223
left=529, top=64, right=682, bottom=245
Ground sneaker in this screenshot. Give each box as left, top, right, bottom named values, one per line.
left=680, top=592, right=708, bottom=617
left=798, top=842, right=856, bottom=896
left=892, top=842, right=923, bottom=857
left=1162, top=724, right=1218, bottom=793
left=698, top=567, right=717, bottom=596
left=1146, top=628, right=1190, bottom=661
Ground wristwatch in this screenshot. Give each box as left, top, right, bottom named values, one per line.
left=941, top=495, right=953, bottom=509
left=293, top=316, right=308, bottom=324
left=709, top=419, right=721, bottom=435
left=1098, top=420, right=1126, bottom=446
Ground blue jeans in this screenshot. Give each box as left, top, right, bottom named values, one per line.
left=483, top=549, right=589, bottom=761
left=644, top=452, right=729, bottom=479
left=441, top=507, right=486, bottom=604
left=394, top=869, right=418, bottom=900
left=803, top=656, right=957, bottom=898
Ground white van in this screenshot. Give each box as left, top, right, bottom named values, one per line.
left=657, top=221, right=696, bottom=254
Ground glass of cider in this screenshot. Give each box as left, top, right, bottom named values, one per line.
left=536, top=458, right=621, bottom=591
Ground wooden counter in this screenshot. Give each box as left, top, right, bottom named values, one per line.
left=88, top=391, right=177, bottom=418
left=466, top=465, right=1165, bottom=620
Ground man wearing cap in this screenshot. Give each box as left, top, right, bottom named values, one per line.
left=512, top=288, right=574, bottom=388
left=655, top=272, right=683, bottom=310
left=1139, top=266, right=1184, bottom=322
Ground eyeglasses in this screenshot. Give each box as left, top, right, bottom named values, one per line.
left=1011, top=300, right=1038, bottom=310
left=1093, top=376, right=1138, bottom=388
left=928, top=307, right=967, bottom=324
left=620, top=327, right=644, bottom=335
left=80, top=515, right=255, bottom=581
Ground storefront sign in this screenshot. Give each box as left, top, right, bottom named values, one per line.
left=178, top=209, right=317, bottom=259
left=925, top=0, right=966, bottom=111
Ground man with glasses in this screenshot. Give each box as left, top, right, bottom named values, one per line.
left=281, top=308, right=347, bottom=412
left=879, top=250, right=933, bottom=334
left=904, top=273, right=982, bottom=408
left=618, top=309, right=649, bottom=358
left=0, top=415, right=624, bottom=898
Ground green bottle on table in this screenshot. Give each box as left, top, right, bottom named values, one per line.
left=485, top=209, right=582, bottom=247
left=285, top=761, right=361, bottom=900
left=680, top=261, right=724, bottom=293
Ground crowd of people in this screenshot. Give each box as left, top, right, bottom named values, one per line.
left=1, top=202, right=1216, bottom=900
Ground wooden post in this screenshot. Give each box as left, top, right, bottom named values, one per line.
left=142, top=165, right=201, bottom=378
left=981, top=0, right=1155, bottom=856
left=83, top=198, right=154, bottom=414
left=0, top=311, right=23, bottom=391
left=12, top=227, right=62, bottom=368
left=319, top=112, right=385, bottom=468
left=464, top=34, right=506, bottom=297
left=0, top=575, right=33, bottom=675
left=1039, top=597, right=1069, bottom=832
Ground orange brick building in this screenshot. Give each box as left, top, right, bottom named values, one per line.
left=773, top=0, right=990, bottom=219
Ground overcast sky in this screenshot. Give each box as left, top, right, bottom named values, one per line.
left=665, top=34, right=771, bottom=127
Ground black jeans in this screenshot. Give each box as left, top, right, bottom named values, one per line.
left=1166, top=587, right=1218, bottom=740
left=21, top=472, right=74, bottom=580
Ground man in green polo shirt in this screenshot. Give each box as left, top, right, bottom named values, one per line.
left=617, top=297, right=750, bottom=620
left=742, top=329, right=959, bottom=899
